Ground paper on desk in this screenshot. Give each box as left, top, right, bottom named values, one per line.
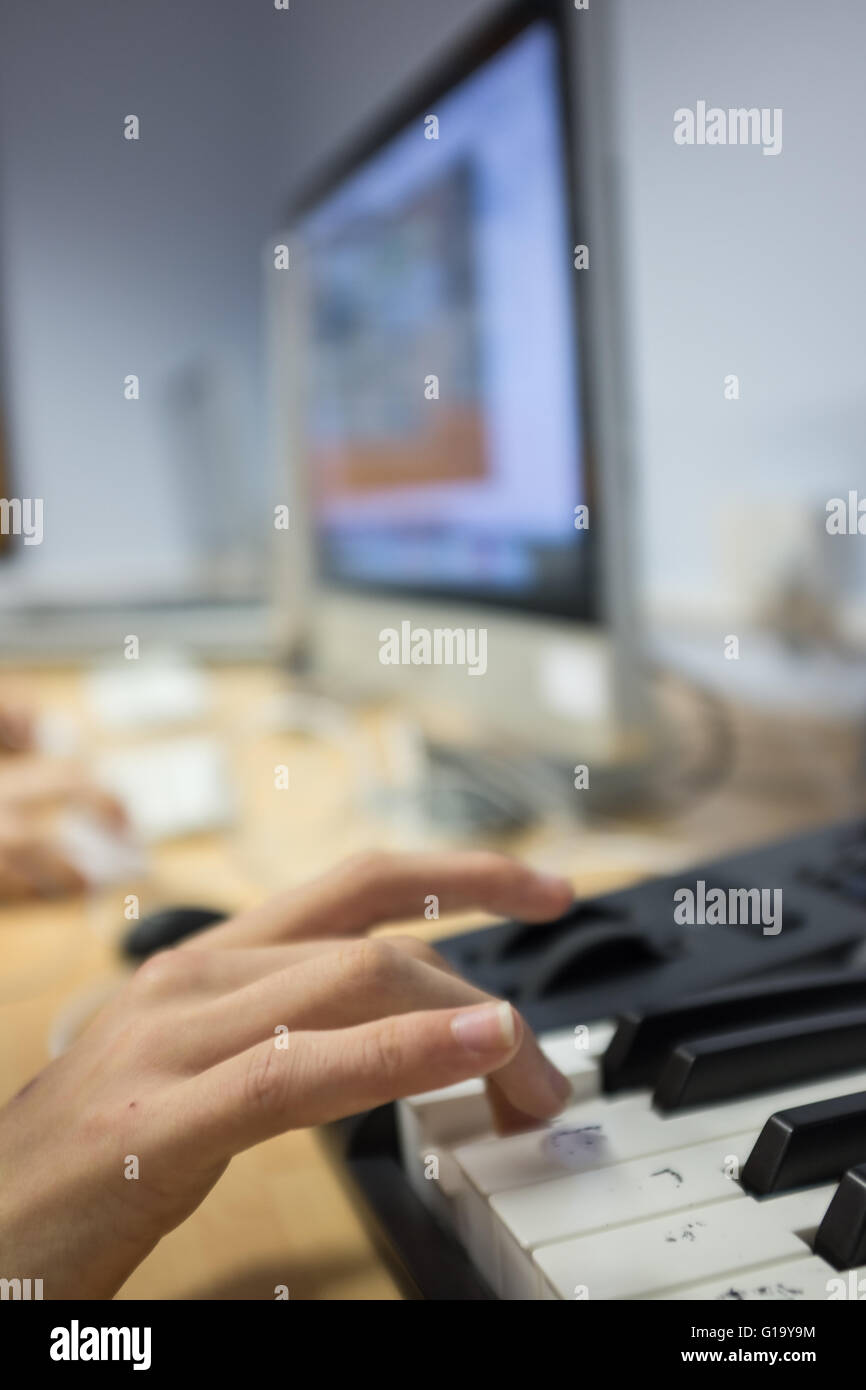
left=57, top=811, right=149, bottom=886
left=95, top=736, right=235, bottom=842
left=84, top=654, right=212, bottom=730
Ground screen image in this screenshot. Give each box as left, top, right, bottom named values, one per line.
left=295, top=20, right=594, bottom=617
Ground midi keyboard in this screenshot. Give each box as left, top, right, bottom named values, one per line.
left=324, top=817, right=866, bottom=1299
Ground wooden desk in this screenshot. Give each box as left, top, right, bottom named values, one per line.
left=0, top=663, right=859, bottom=1299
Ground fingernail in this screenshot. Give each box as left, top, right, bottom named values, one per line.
left=451, top=1001, right=516, bottom=1054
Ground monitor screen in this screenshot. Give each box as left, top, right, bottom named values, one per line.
left=293, top=17, right=595, bottom=621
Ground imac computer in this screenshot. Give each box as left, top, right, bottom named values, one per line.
left=270, top=0, right=648, bottom=799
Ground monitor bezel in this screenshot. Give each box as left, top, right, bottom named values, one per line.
left=282, top=0, right=602, bottom=625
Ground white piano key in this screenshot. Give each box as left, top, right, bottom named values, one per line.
left=398, top=1145, right=463, bottom=1198
left=492, top=1131, right=753, bottom=1259
left=439, top=1023, right=617, bottom=1289
left=399, top=1077, right=490, bottom=1151
left=396, top=1099, right=427, bottom=1208
left=396, top=1017, right=614, bottom=1157
left=533, top=1185, right=836, bottom=1301
left=498, top=1221, right=547, bottom=1300
left=453, top=1067, right=866, bottom=1199
left=454, top=1181, right=501, bottom=1293
left=663, top=1255, right=857, bottom=1301
left=538, top=1019, right=616, bottom=1066
left=401, top=1144, right=463, bottom=1230
left=753, top=1184, right=840, bottom=1234
left=451, top=1072, right=866, bottom=1293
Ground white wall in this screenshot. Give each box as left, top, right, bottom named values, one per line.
left=614, top=0, right=866, bottom=626
left=0, top=0, right=287, bottom=600
left=0, top=0, right=493, bottom=604
left=1, top=0, right=864, bottom=624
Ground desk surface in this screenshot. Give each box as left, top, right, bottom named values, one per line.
left=0, top=663, right=856, bottom=1300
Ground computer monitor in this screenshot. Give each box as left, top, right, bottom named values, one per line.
left=271, top=0, right=648, bottom=779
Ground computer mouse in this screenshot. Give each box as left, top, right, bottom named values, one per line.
left=121, top=906, right=227, bottom=960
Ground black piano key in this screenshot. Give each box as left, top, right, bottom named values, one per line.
left=602, top=968, right=866, bottom=1093
left=741, top=1091, right=866, bottom=1195
left=815, top=1164, right=866, bottom=1270
left=653, top=1007, right=866, bottom=1112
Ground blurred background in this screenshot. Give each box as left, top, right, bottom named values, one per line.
left=0, top=0, right=863, bottom=878
left=0, top=0, right=863, bottom=627
left=0, top=0, right=865, bottom=1300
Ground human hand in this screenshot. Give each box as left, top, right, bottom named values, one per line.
left=0, top=703, right=36, bottom=754
left=0, top=852, right=573, bottom=1297
left=0, top=810, right=89, bottom=898
left=0, top=756, right=127, bottom=829
left=0, top=757, right=128, bottom=899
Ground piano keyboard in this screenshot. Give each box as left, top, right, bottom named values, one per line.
left=327, top=818, right=866, bottom=1300
left=398, top=1000, right=866, bottom=1299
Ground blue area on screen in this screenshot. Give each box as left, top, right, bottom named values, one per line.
left=298, top=21, right=589, bottom=609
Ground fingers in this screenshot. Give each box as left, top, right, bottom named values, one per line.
left=0, top=851, right=41, bottom=899
left=167, top=941, right=342, bottom=987
left=0, top=705, right=35, bottom=753
left=0, top=834, right=87, bottom=899
left=58, top=767, right=128, bottom=830
left=0, top=757, right=78, bottom=808
left=200, top=850, right=573, bottom=949
left=172, top=934, right=455, bottom=990
left=153, top=939, right=570, bottom=1121
left=14, top=839, right=87, bottom=897
left=0, top=757, right=126, bottom=828
left=138, top=854, right=575, bottom=1152
left=185, top=1000, right=523, bottom=1155
left=71, top=783, right=129, bottom=831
